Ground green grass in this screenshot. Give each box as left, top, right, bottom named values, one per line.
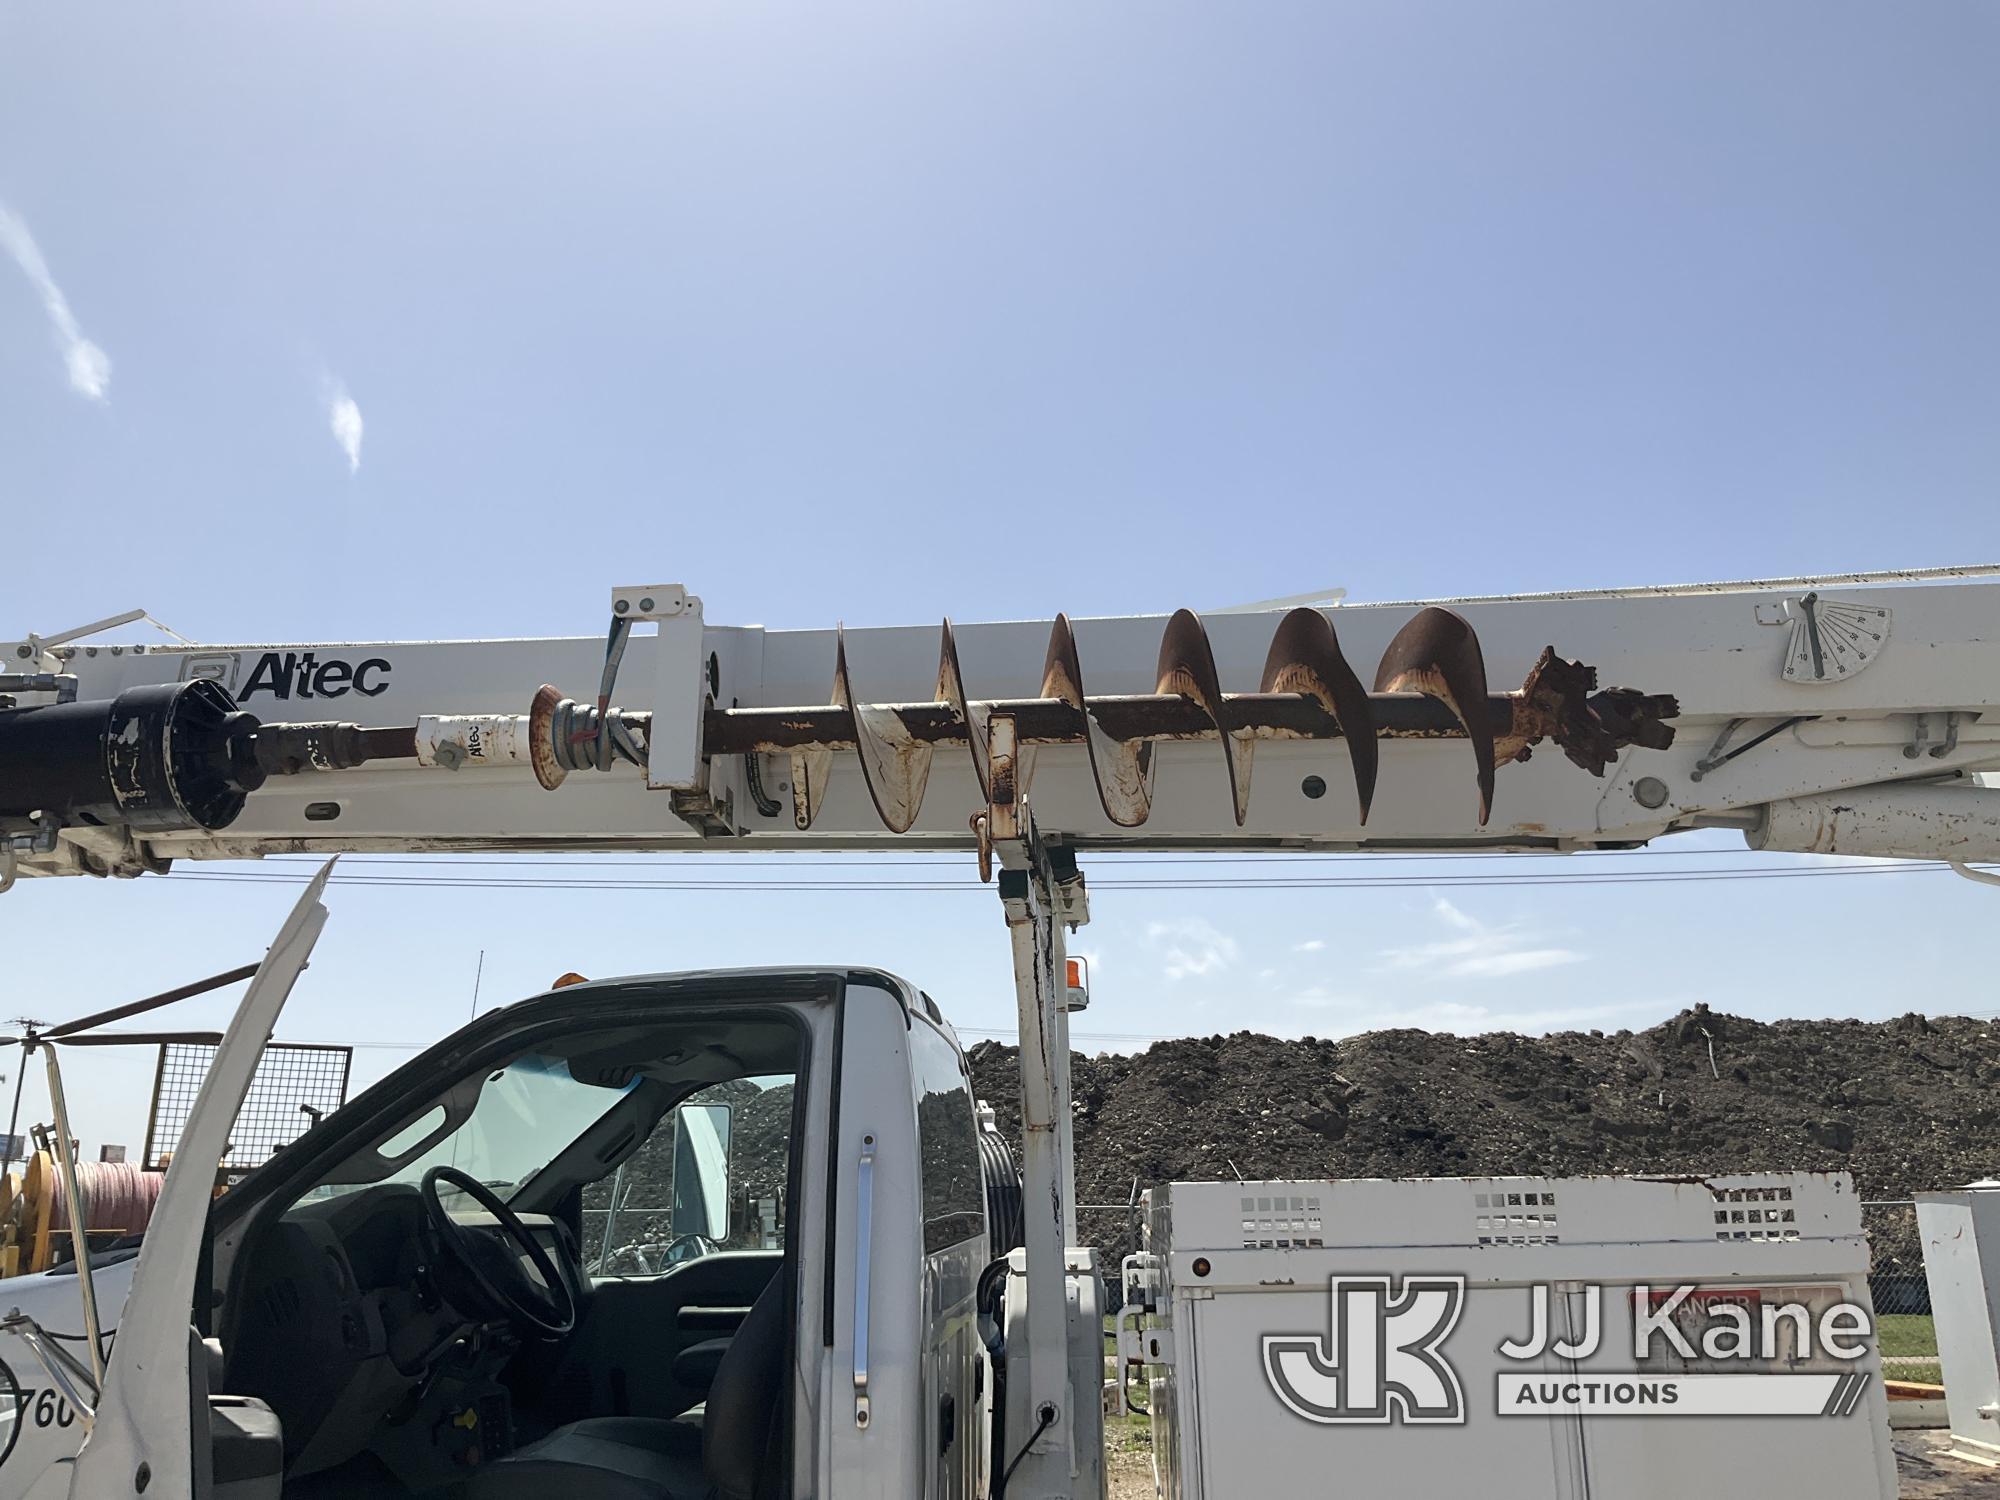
left=1876, top=1313, right=1937, bottom=1359
left=1875, top=1314, right=1942, bottom=1388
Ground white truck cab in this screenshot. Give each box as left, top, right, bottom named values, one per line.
left=192, top=965, right=1013, bottom=1500
left=1, top=884, right=1076, bottom=1500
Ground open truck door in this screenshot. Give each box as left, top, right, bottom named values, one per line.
left=62, top=862, right=333, bottom=1500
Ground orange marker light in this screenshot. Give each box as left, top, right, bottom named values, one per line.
left=1064, top=955, right=1090, bottom=1011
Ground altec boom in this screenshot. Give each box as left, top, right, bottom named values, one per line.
left=4, top=568, right=1999, bottom=879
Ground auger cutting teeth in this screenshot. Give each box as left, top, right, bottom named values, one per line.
left=1260, top=606, right=1377, bottom=825
left=1372, top=606, right=1495, bottom=826
left=741, top=604, right=1676, bottom=833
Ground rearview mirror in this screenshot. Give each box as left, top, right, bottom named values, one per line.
left=671, top=1102, right=732, bottom=1241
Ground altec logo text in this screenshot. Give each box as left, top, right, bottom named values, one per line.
left=239, top=652, right=392, bottom=701
left=1263, top=1277, right=1875, bottom=1424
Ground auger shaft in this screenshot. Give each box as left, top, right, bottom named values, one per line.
left=700, top=689, right=1514, bottom=754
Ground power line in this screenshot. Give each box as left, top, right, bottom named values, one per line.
left=158, top=860, right=1998, bottom=893
left=251, top=848, right=1761, bottom=869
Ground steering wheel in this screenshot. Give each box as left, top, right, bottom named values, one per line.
left=418, top=1165, right=577, bottom=1339
left=662, top=1232, right=722, bottom=1266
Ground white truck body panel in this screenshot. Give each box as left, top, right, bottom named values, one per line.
left=0, top=1259, right=136, bottom=1495
left=1147, top=1174, right=1898, bottom=1500
left=1914, top=1185, right=2000, bottom=1465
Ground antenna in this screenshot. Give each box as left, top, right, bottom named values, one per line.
left=4, top=1017, right=48, bottom=1170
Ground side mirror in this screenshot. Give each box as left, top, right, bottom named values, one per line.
left=671, top=1102, right=732, bottom=1241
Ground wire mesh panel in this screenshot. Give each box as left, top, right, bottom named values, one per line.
left=143, top=1041, right=354, bottom=1174
left=1863, top=1199, right=1931, bottom=1314
left=1861, top=1199, right=1942, bottom=1386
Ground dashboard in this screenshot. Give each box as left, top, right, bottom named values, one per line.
left=226, top=1182, right=580, bottom=1478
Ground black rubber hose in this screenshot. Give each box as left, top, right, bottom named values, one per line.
left=977, top=1257, right=1011, bottom=1492
left=978, top=1127, right=1025, bottom=1257
left=995, top=1404, right=1057, bottom=1498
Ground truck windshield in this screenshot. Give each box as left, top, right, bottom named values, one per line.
left=314, top=1053, right=637, bottom=1200
left=403, top=1054, right=637, bottom=1195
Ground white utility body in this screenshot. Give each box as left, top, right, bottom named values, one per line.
left=0, top=568, right=1996, bottom=1500
left=1135, top=1174, right=1895, bottom=1499
left=1915, top=1184, right=2000, bottom=1466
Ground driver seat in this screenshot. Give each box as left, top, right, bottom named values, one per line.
left=468, top=1269, right=788, bottom=1500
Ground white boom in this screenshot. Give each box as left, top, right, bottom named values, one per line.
left=3, top=568, right=1999, bottom=883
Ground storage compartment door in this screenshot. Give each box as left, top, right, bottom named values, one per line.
left=1190, top=1285, right=1584, bottom=1500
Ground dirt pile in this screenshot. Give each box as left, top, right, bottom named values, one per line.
left=579, top=1078, right=794, bottom=1260
left=967, top=1005, right=2000, bottom=1207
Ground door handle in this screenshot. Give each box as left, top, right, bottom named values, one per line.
left=854, top=1132, right=876, bottom=1429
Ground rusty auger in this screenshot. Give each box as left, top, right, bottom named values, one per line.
left=214, top=604, right=1676, bottom=835
left=1374, top=607, right=1495, bottom=826
left=701, top=606, right=1679, bottom=833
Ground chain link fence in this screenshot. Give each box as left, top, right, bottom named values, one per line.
left=1863, top=1200, right=1930, bottom=1315
left=1079, top=1200, right=1146, bottom=1313
left=1863, top=1200, right=1942, bottom=1386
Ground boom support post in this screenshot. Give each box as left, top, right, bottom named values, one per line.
left=990, top=714, right=1091, bottom=1494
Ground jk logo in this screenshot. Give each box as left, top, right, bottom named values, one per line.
left=1263, top=1275, right=1467, bottom=1425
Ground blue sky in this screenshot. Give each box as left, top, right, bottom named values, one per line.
left=3, top=2, right=1997, bottom=1156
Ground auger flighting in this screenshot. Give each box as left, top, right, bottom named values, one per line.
left=0, top=592, right=1688, bottom=861
left=234, top=603, right=1680, bottom=833
left=762, top=605, right=1678, bottom=832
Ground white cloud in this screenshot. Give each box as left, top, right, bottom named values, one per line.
left=1374, top=897, right=1585, bottom=980
left=1287, top=984, right=1357, bottom=1009
left=323, top=375, right=364, bottom=473
left=1435, top=899, right=1479, bottom=932
left=1293, top=938, right=1326, bottom=953
left=1452, top=947, right=1587, bottom=978
left=1146, top=918, right=1239, bottom=981
left=0, top=200, right=112, bottom=401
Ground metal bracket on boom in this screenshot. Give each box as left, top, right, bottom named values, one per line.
left=1688, top=715, right=1815, bottom=783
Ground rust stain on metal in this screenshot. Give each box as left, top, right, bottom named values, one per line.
left=1259, top=606, right=1377, bottom=824
left=1156, top=609, right=1250, bottom=825
left=835, top=626, right=933, bottom=833
left=1504, top=648, right=1679, bottom=776
left=528, top=683, right=566, bottom=791
left=1373, top=607, right=1496, bottom=826
left=1040, top=614, right=1153, bottom=827
left=935, top=618, right=991, bottom=801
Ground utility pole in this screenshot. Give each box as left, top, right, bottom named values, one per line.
left=5, top=1018, right=49, bottom=1171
